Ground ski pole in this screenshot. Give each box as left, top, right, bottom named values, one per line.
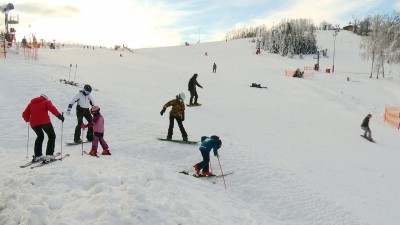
left=217, top=157, right=227, bottom=189
left=26, top=123, right=30, bottom=158
left=60, top=112, right=63, bottom=157
left=81, top=127, right=84, bottom=156
left=68, top=64, right=72, bottom=81
left=73, top=64, right=78, bottom=82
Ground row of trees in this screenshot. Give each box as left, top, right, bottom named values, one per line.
left=357, top=11, right=400, bottom=78
left=226, top=19, right=318, bottom=56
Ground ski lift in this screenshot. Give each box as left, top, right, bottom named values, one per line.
left=7, top=13, right=19, bottom=24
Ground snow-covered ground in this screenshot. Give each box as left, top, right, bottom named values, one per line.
left=1, top=30, right=400, bottom=225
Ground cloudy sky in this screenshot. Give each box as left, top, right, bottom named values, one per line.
left=1, top=0, right=399, bottom=48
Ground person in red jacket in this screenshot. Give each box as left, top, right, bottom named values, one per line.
left=22, top=94, right=64, bottom=162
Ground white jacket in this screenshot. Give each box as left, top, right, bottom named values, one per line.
left=68, top=90, right=95, bottom=109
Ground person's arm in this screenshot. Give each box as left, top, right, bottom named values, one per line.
left=22, top=104, right=31, bottom=122
left=196, top=81, right=203, bottom=88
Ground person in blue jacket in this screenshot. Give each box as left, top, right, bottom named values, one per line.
left=193, top=135, right=222, bottom=176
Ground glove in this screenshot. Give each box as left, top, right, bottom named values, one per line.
left=81, top=124, right=87, bottom=129
left=181, top=115, right=185, bottom=121
left=160, top=108, right=166, bottom=116
left=57, top=114, right=65, bottom=122
left=66, top=108, right=71, bottom=115
left=215, top=154, right=220, bottom=158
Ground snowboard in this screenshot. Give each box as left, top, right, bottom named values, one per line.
left=157, top=138, right=198, bottom=144
left=360, top=135, right=375, bottom=143
left=186, top=104, right=202, bottom=107
left=66, top=140, right=91, bottom=145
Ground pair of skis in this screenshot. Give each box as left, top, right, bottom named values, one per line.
left=20, top=152, right=70, bottom=169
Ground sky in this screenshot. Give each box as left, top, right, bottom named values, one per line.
left=1, top=30, right=400, bottom=225
left=1, top=0, right=399, bottom=48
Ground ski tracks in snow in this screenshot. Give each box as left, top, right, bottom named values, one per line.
left=227, top=150, right=363, bottom=225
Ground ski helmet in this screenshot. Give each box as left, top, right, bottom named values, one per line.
left=178, top=92, right=186, bottom=101
left=40, top=94, right=48, bottom=99
left=210, top=135, right=222, bottom=149
left=84, top=84, right=92, bottom=93
left=90, top=105, right=100, bottom=113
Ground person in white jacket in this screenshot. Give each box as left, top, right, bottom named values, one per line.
left=66, top=84, right=95, bottom=143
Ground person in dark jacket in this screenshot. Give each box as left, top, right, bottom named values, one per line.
left=22, top=94, right=64, bottom=162
left=361, top=114, right=373, bottom=140
left=193, top=135, right=222, bottom=176
left=160, top=93, right=188, bottom=141
left=188, top=73, right=203, bottom=105
left=212, top=63, right=217, bottom=73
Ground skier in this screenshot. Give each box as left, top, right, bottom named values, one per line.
left=213, top=63, right=217, bottom=73
left=160, top=93, right=188, bottom=141
left=361, top=114, right=373, bottom=141
left=193, top=135, right=222, bottom=176
left=81, top=106, right=111, bottom=156
left=22, top=94, right=64, bottom=162
left=188, top=73, right=203, bottom=105
left=66, top=84, right=95, bottom=143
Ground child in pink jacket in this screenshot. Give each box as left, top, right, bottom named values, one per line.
left=82, top=106, right=111, bottom=156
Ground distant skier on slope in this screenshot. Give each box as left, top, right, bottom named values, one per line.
left=81, top=106, right=111, bottom=156
left=160, top=93, right=188, bottom=141
left=213, top=63, right=217, bottom=73
left=361, top=114, right=373, bottom=141
left=193, top=135, right=222, bottom=176
left=22, top=94, right=64, bottom=162
left=188, top=73, right=203, bottom=105
left=66, top=84, right=95, bottom=143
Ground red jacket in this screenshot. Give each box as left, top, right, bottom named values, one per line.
left=22, top=96, right=61, bottom=127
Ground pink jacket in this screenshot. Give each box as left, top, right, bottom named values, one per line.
left=87, top=113, right=104, bottom=133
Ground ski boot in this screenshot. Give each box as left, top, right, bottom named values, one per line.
left=89, top=149, right=97, bottom=156
left=202, top=172, right=214, bottom=177
left=101, top=148, right=111, bottom=155
left=193, top=165, right=200, bottom=175
left=32, top=155, right=44, bottom=163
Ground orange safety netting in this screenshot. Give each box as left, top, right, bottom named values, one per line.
left=384, top=106, right=400, bottom=129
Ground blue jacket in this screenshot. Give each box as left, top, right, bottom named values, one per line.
left=199, top=136, right=219, bottom=156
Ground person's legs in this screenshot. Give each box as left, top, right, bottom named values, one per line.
left=32, top=125, right=45, bottom=157
left=82, top=109, right=93, bottom=141
left=189, top=90, right=195, bottom=105
left=74, top=107, right=84, bottom=141
left=193, top=90, right=199, bottom=104
left=42, top=123, right=56, bottom=156
left=175, top=117, right=187, bottom=140
left=167, top=115, right=174, bottom=139
left=196, top=151, right=210, bottom=172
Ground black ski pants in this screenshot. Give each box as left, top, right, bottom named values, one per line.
left=74, top=106, right=93, bottom=141
left=196, top=150, right=210, bottom=173
left=168, top=115, right=187, bottom=139
left=189, top=89, right=198, bottom=104
left=32, top=123, right=56, bottom=157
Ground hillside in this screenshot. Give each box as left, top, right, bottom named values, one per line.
left=0, top=30, right=400, bottom=225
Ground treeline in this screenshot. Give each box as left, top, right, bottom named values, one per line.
left=354, top=11, right=400, bottom=78
left=226, top=18, right=318, bottom=56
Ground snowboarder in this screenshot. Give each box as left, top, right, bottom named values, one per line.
left=66, top=84, right=95, bottom=143
left=81, top=106, right=110, bottom=156
left=22, top=94, right=64, bottom=162
left=160, top=93, right=188, bottom=141
left=361, top=114, right=373, bottom=141
left=213, top=63, right=217, bottom=73
left=188, top=73, right=203, bottom=105
left=193, top=135, right=222, bottom=176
